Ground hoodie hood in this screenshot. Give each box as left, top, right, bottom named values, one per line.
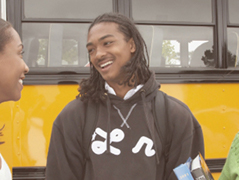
left=106, top=72, right=160, bottom=104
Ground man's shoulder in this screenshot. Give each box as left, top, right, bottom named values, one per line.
left=56, top=98, right=86, bottom=120
left=167, top=95, right=191, bottom=113
left=53, top=98, right=87, bottom=129
left=64, top=98, right=84, bottom=110
left=157, top=91, right=198, bottom=126
left=158, top=90, right=191, bottom=113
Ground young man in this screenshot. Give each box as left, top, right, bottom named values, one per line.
left=46, top=13, right=204, bottom=180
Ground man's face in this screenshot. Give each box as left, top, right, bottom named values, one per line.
left=0, top=28, right=29, bottom=103
left=87, top=22, right=135, bottom=86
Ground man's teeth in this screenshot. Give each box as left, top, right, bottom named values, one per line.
left=19, top=79, right=23, bottom=85
left=101, top=61, right=113, bottom=68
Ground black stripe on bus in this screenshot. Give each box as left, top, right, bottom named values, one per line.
left=13, top=166, right=45, bottom=180
left=23, top=68, right=239, bottom=85
left=205, top=158, right=226, bottom=173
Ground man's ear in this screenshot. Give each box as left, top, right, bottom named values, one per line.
left=129, top=38, right=136, bottom=53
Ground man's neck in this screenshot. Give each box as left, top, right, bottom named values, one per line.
left=107, top=82, right=132, bottom=99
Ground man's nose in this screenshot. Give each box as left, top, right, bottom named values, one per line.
left=95, top=47, right=106, bottom=60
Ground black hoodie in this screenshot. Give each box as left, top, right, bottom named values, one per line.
left=46, top=74, right=204, bottom=180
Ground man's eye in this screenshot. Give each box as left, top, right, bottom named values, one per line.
left=88, top=49, right=94, bottom=54
left=104, top=41, right=112, bottom=46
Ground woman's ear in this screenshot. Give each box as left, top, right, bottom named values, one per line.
left=129, top=38, right=136, bottom=53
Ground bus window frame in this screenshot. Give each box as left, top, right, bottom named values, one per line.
left=6, top=0, right=239, bottom=85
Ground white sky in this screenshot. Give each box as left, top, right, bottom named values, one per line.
left=171, top=40, right=208, bottom=53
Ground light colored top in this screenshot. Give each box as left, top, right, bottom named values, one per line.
left=0, top=153, right=12, bottom=180
left=219, top=132, right=239, bottom=180
left=105, top=82, right=143, bottom=100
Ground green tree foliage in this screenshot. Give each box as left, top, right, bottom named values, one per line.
left=162, top=40, right=179, bottom=65
left=37, top=39, right=48, bottom=66
left=37, top=39, right=78, bottom=66
left=62, top=40, right=78, bottom=65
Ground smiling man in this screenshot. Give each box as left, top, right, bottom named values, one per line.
left=86, top=22, right=136, bottom=98
left=46, top=13, right=204, bottom=180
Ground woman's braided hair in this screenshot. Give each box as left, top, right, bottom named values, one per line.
left=78, top=13, right=151, bottom=102
left=0, top=18, right=12, bottom=53
left=0, top=124, right=5, bottom=145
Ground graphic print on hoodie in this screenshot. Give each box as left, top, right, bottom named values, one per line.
left=89, top=97, right=161, bottom=180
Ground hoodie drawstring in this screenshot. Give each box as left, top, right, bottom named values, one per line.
left=140, top=89, right=160, bottom=164
left=105, top=93, right=111, bottom=154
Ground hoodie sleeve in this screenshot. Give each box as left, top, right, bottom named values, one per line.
left=165, top=96, right=205, bottom=180
left=46, top=99, right=86, bottom=180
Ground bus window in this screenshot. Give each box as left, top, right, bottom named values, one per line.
left=132, top=0, right=212, bottom=23
left=23, top=0, right=113, bottom=19
left=227, top=0, right=239, bottom=68
left=22, top=0, right=115, bottom=73
left=137, top=25, right=214, bottom=67
left=228, top=0, right=239, bottom=24
left=22, top=23, right=89, bottom=69
left=227, top=28, right=239, bottom=68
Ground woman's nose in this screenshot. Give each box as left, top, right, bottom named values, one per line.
left=24, top=63, right=29, bottom=74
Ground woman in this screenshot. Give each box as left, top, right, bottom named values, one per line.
left=0, top=18, right=29, bottom=180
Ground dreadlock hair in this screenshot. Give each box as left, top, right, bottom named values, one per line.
left=0, top=18, right=12, bottom=53
left=78, top=13, right=152, bottom=102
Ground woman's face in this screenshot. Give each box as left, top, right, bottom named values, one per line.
left=0, top=27, right=29, bottom=103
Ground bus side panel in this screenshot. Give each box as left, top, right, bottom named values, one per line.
left=11, top=85, right=78, bottom=167
left=0, top=83, right=238, bottom=179
left=161, top=84, right=239, bottom=159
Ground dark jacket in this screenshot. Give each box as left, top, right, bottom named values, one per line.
left=46, top=74, right=204, bottom=180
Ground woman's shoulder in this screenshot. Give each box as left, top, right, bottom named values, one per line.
left=0, top=153, right=12, bottom=180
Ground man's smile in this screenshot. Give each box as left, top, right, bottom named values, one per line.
left=100, top=61, right=113, bottom=68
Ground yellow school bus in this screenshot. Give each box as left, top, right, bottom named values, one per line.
left=1, top=0, right=239, bottom=179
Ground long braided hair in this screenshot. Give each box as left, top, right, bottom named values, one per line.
left=78, top=13, right=151, bottom=102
